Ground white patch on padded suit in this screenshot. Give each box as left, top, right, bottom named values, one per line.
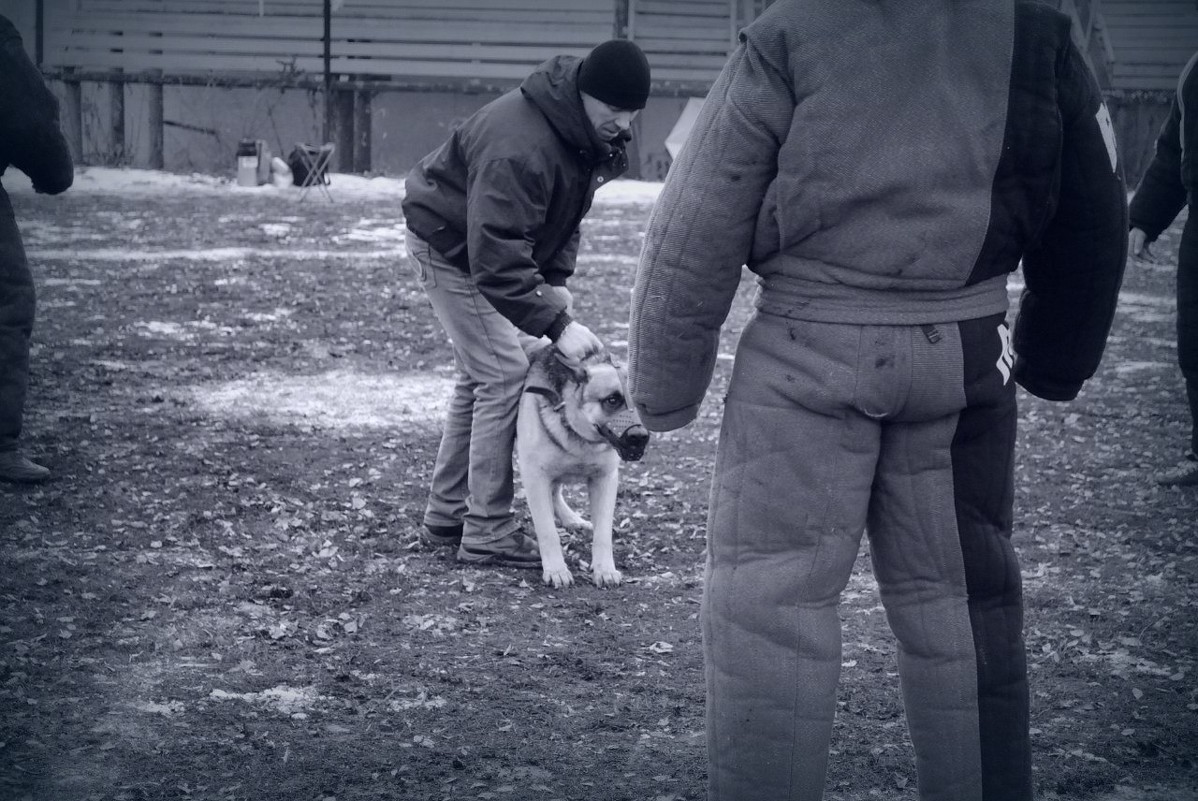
left=997, top=322, right=1014, bottom=385
left=1095, top=103, right=1118, bottom=172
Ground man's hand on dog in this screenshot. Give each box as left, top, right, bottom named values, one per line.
left=554, top=320, right=604, bottom=364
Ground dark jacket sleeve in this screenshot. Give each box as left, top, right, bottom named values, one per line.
left=542, top=226, right=580, bottom=287
left=1128, top=51, right=1197, bottom=240
left=465, top=157, right=568, bottom=337
left=1011, top=38, right=1128, bottom=402
left=1128, top=100, right=1186, bottom=240
left=0, top=15, right=73, bottom=194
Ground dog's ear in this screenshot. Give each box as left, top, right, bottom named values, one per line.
left=524, top=350, right=562, bottom=407
left=548, top=348, right=588, bottom=386
left=525, top=346, right=588, bottom=409
left=581, top=350, right=615, bottom=369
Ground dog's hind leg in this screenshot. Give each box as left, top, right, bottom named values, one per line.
left=587, top=470, right=622, bottom=587
left=553, top=484, right=592, bottom=532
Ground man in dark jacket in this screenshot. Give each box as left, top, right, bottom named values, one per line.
left=0, top=14, right=74, bottom=484
left=628, top=2, right=1126, bottom=799
left=1129, top=50, right=1198, bottom=487
left=402, top=39, right=650, bottom=566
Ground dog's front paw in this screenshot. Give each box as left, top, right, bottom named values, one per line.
left=592, top=565, right=623, bottom=588
left=542, top=566, right=574, bottom=589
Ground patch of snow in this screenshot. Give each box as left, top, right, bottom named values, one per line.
left=592, top=179, right=662, bottom=205
left=29, top=246, right=406, bottom=262
left=139, top=321, right=186, bottom=337
left=91, top=359, right=136, bottom=371
left=388, top=690, right=448, bottom=712
left=41, top=277, right=102, bottom=286
left=335, top=220, right=407, bottom=244
left=242, top=308, right=294, bottom=323
left=188, top=369, right=453, bottom=429
left=133, top=700, right=186, bottom=716
left=6, top=165, right=665, bottom=206
left=1109, top=361, right=1171, bottom=374
left=1119, top=292, right=1176, bottom=310
left=209, top=684, right=321, bottom=714
left=137, top=320, right=237, bottom=340
left=260, top=223, right=293, bottom=237
left=7, top=166, right=409, bottom=200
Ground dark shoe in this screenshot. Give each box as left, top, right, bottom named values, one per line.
left=0, top=452, right=50, bottom=484
left=457, top=529, right=541, bottom=569
left=422, top=523, right=463, bottom=548
left=1157, top=455, right=1198, bottom=487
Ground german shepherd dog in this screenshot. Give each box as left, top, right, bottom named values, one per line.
left=517, top=346, right=649, bottom=588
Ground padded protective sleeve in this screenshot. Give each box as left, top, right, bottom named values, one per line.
left=1012, top=37, right=1128, bottom=402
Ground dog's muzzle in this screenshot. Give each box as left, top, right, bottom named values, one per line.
left=598, top=409, right=650, bottom=462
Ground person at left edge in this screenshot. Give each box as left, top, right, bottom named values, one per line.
left=401, top=39, right=651, bottom=567
left=0, top=13, right=74, bottom=484
left=1128, top=50, right=1198, bottom=487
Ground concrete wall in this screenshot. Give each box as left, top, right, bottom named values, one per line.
left=373, top=90, right=690, bottom=181
left=50, top=78, right=693, bottom=181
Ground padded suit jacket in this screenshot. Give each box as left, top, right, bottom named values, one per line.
left=0, top=15, right=74, bottom=199
left=1129, top=50, right=1198, bottom=240
left=402, top=56, right=630, bottom=339
left=629, top=0, right=1128, bottom=431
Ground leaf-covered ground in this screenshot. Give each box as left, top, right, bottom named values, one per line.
left=1, top=174, right=1195, bottom=801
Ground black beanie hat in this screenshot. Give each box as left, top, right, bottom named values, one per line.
left=577, top=39, right=651, bottom=111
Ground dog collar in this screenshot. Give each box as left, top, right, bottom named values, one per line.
left=524, top=385, right=565, bottom=412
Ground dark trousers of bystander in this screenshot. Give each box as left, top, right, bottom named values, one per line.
left=1178, top=211, right=1198, bottom=456
left=0, top=185, right=35, bottom=454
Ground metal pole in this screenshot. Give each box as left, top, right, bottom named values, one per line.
left=148, top=72, right=163, bottom=169
left=322, top=0, right=332, bottom=143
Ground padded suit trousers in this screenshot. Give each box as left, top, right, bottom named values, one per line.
left=704, top=311, right=1030, bottom=801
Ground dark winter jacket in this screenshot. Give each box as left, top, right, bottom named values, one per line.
left=402, top=56, right=630, bottom=339
left=629, top=0, right=1128, bottom=430
left=1129, top=50, right=1198, bottom=240
left=0, top=14, right=73, bottom=198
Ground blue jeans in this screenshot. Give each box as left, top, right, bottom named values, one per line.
left=405, top=229, right=536, bottom=543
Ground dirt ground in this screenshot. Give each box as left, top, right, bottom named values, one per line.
left=1, top=174, right=1196, bottom=801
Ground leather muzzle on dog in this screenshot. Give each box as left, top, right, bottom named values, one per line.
left=598, top=408, right=650, bottom=462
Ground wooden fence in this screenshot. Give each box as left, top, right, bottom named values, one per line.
left=40, top=0, right=773, bottom=88
left=1101, top=0, right=1198, bottom=91
left=44, top=0, right=614, bottom=83
left=38, top=0, right=770, bottom=169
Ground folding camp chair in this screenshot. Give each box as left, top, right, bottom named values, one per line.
left=290, top=142, right=335, bottom=201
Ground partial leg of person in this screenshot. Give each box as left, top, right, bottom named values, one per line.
left=404, top=231, right=536, bottom=563
left=867, top=316, right=1029, bottom=801
left=422, top=352, right=474, bottom=539
left=406, top=231, right=470, bottom=538
left=0, top=188, right=47, bottom=483
left=1158, top=213, right=1198, bottom=485
left=1177, top=213, right=1197, bottom=462
left=703, top=314, right=878, bottom=800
